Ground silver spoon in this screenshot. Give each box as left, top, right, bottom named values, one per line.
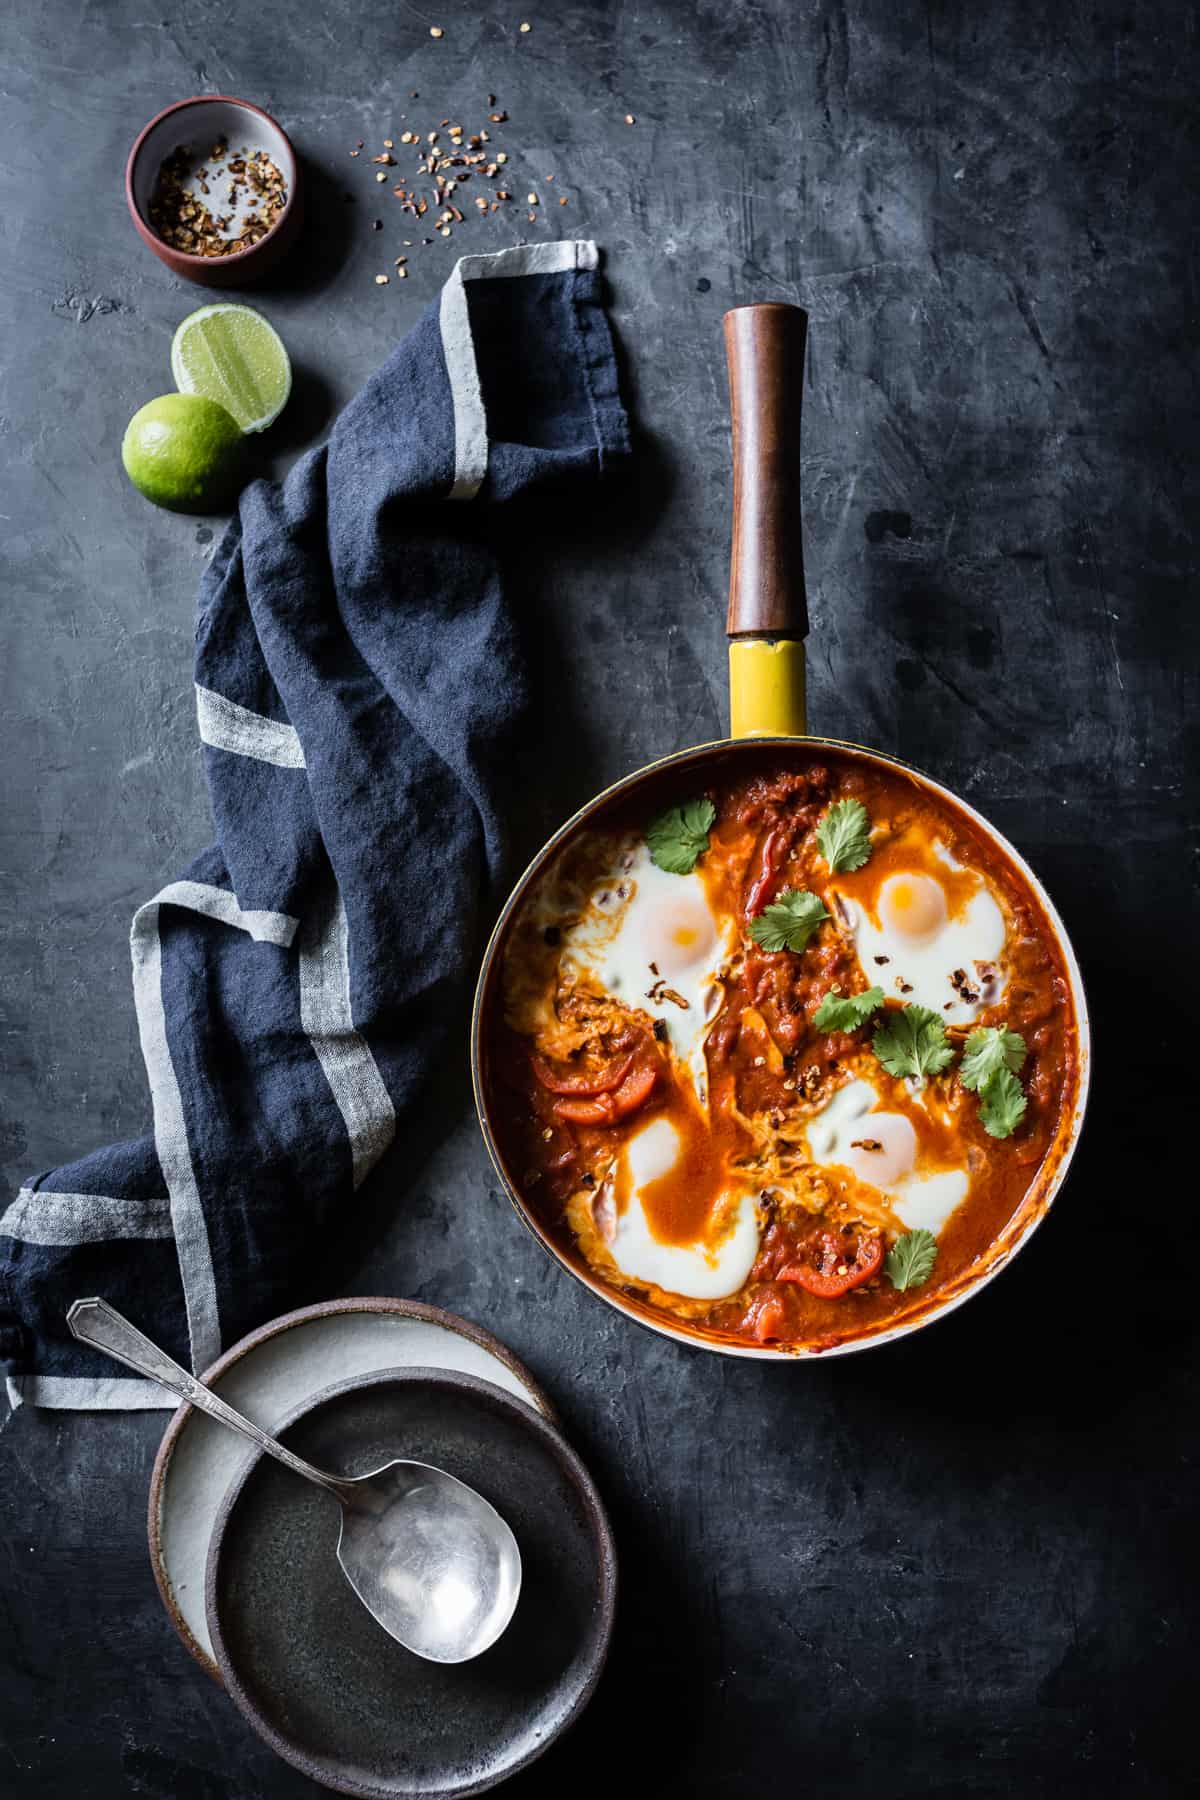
left=67, top=1297, right=522, bottom=1663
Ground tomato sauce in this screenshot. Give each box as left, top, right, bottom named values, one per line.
left=483, top=748, right=1080, bottom=1353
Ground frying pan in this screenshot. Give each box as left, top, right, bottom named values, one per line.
left=471, top=302, right=1090, bottom=1359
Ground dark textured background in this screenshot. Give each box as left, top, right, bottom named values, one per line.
left=1, top=1, right=1196, bottom=1795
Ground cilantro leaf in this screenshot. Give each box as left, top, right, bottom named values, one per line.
left=813, top=985, right=886, bottom=1033
left=885, top=1229, right=939, bottom=1291
left=816, top=798, right=873, bottom=873
left=748, top=888, right=830, bottom=954
left=646, top=796, right=716, bottom=875
left=872, top=1004, right=955, bottom=1081
left=960, top=1026, right=1027, bottom=1093
left=978, top=1066, right=1028, bottom=1139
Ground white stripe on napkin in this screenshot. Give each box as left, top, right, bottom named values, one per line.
left=130, top=879, right=296, bottom=1376
left=131, top=895, right=224, bottom=1378
left=441, top=239, right=600, bottom=502
left=299, top=884, right=395, bottom=1191
left=149, top=880, right=298, bottom=947
left=195, top=684, right=307, bottom=769
left=5, top=1375, right=175, bottom=1411
left=0, top=1188, right=172, bottom=1246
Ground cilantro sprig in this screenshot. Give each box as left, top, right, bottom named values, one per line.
left=813, top=985, right=886, bottom=1033
left=748, top=888, right=830, bottom=954
left=960, top=1026, right=1027, bottom=1092
left=816, top=799, right=873, bottom=874
left=868, top=1007, right=1030, bottom=1136
left=961, top=1025, right=1029, bottom=1138
left=872, top=1004, right=955, bottom=1082
left=885, top=1229, right=939, bottom=1291
left=977, top=1066, right=1028, bottom=1139
left=646, top=797, right=716, bottom=875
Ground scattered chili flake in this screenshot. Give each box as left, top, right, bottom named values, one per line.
left=357, top=89, right=567, bottom=247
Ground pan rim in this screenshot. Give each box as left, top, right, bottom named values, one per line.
left=470, top=733, right=1091, bottom=1361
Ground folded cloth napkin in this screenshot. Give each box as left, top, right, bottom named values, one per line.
left=0, top=241, right=628, bottom=1410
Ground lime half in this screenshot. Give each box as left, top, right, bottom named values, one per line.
left=122, top=393, right=243, bottom=512
left=171, top=303, right=292, bottom=434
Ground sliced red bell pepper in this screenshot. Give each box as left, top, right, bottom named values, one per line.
left=531, top=1049, right=634, bottom=1097
left=777, top=1229, right=884, bottom=1298
left=744, top=826, right=786, bottom=918
left=552, top=1061, right=657, bottom=1126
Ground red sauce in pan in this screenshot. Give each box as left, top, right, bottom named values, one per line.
left=482, top=748, right=1080, bottom=1353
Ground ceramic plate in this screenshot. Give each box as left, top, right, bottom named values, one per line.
left=206, top=1368, right=616, bottom=1799
left=149, top=1298, right=554, bottom=1679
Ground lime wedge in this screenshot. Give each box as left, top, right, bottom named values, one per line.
left=171, top=304, right=291, bottom=434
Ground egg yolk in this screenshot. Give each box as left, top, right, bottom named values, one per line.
left=650, top=902, right=717, bottom=974
left=878, top=873, right=948, bottom=942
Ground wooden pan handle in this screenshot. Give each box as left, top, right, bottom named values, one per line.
left=724, top=303, right=809, bottom=640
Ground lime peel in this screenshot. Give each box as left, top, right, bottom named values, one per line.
left=121, top=393, right=242, bottom=513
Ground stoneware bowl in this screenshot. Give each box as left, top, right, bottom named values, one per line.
left=148, top=1296, right=557, bottom=1681
left=205, top=1367, right=617, bottom=1798
left=126, top=95, right=301, bottom=286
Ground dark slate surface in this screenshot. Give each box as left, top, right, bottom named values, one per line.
left=1, top=2, right=1195, bottom=1795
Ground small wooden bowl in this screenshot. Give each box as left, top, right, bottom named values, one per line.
left=126, top=95, right=301, bottom=286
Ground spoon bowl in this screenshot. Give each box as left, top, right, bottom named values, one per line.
left=334, top=1456, right=521, bottom=1663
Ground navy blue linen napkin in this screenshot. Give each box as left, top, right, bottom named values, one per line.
left=0, top=242, right=628, bottom=1409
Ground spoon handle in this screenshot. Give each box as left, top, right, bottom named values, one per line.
left=67, top=1298, right=351, bottom=1500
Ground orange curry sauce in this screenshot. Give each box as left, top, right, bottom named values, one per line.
left=485, top=750, right=1078, bottom=1352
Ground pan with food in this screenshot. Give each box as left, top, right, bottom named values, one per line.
left=471, top=303, right=1089, bottom=1359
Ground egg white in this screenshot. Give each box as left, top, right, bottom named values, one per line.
left=804, top=1078, right=968, bottom=1236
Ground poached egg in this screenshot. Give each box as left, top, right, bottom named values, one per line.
left=600, top=1114, right=762, bottom=1299
left=804, top=1078, right=968, bottom=1235
left=840, top=849, right=1006, bottom=1025
left=560, top=842, right=731, bottom=1099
